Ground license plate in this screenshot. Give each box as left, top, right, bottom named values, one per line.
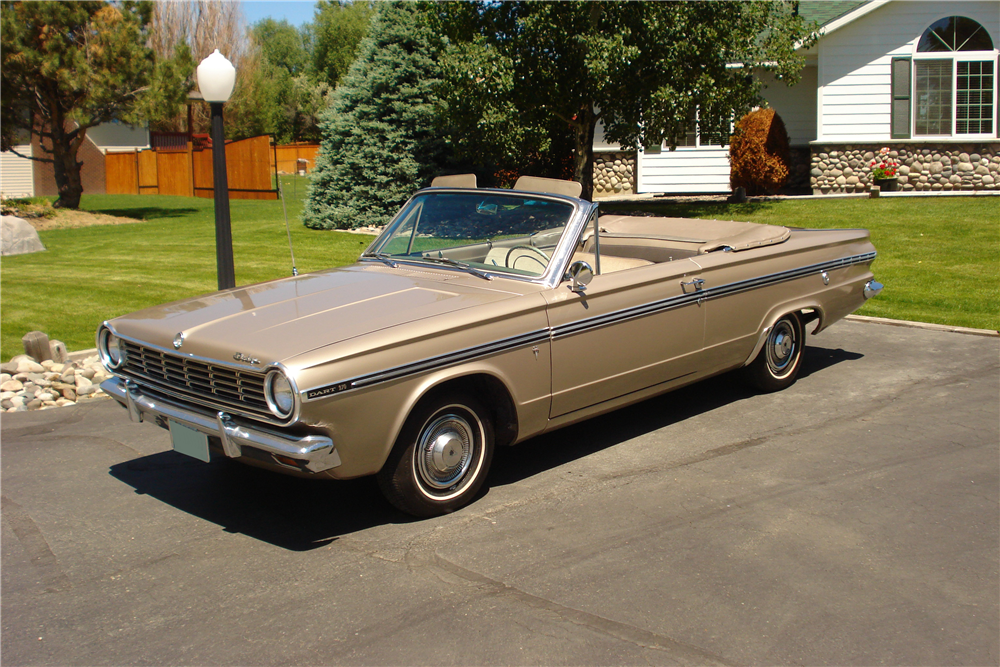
left=169, top=420, right=210, bottom=462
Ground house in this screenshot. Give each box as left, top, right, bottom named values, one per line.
left=592, top=0, right=1000, bottom=197
left=0, top=122, right=149, bottom=199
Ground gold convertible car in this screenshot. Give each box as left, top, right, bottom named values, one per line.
left=98, top=175, right=881, bottom=516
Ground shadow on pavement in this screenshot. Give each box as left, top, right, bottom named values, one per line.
left=109, top=454, right=392, bottom=551
left=108, top=343, right=862, bottom=551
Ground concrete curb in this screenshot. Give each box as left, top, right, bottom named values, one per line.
left=67, top=348, right=98, bottom=361
left=845, top=314, right=999, bottom=338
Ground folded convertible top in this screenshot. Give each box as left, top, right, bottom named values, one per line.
left=598, top=215, right=790, bottom=253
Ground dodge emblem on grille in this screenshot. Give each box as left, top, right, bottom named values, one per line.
left=233, top=352, right=261, bottom=365
left=173, top=332, right=185, bottom=349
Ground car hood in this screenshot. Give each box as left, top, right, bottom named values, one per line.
left=107, top=263, right=523, bottom=367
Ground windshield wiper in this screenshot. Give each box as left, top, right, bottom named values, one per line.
left=417, top=256, right=493, bottom=281
left=362, top=251, right=398, bottom=268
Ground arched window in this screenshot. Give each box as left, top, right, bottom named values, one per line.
left=897, top=16, right=997, bottom=137
left=918, top=16, right=994, bottom=53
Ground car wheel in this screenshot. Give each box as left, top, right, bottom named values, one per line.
left=743, top=312, right=805, bottom=392
left=377, top=390, right=494, bottom=517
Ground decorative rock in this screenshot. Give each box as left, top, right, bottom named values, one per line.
left=26, top=398, right=42, bottom=410
left=79, top=368, right=97, bottom=380
left=1, top=379, right=23, bottom=392
left=49, top=341, right=69, bottom=364
left=16, top=360, right=44, bottom=374
left=0, top=362, right=17, bottom=375
left=75, top=375, right=93, bottom=389
left=77, top=385, right=101, bottom=396
left=1, top=216, right=46, bottom=256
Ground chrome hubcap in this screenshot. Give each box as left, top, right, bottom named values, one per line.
left=767, top=321, right=797, bottom=374
left=417, top=414, right=474, bottom=490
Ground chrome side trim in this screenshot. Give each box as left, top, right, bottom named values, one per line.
left=552, top=252, right=877, bottom=339
left=302, top=252, right=877, bottom=400
left=304, top=329, right=550, bottom=402
left=102, top=378, right=341, bottom=473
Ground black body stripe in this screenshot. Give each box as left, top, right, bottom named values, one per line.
left=302, top=252, right=875, bottom=400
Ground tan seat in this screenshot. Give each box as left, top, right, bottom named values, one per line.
left=571, top=252, right=653, bottom=274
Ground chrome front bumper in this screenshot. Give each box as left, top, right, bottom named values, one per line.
left=101, top=377, right=341, bottom=473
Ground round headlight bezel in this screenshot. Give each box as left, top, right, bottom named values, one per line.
left=98, top=327, right=127, bottom=370
left=264, top=369, right=296, bottom=420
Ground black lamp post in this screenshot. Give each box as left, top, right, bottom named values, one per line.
left=197, top=50, right=237, bottom=291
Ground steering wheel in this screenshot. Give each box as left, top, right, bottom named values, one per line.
left=505, top=245, right=550, bottom=272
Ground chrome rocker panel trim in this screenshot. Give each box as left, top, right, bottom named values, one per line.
left=101, top=377, right=341, bottom=473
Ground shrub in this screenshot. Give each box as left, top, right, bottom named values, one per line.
left=302, top=2, right=451, bottom=230
left=728, top=108, right=790, bottom=196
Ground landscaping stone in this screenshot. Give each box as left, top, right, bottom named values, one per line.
left=1, top=216, right=46, bottom=256
left=810, top=143, right=999, bottom=194
left=3, top=351, right=111, bottom=412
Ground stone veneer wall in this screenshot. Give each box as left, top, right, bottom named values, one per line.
left=811, top=143, right=999, bottom=194
left=593, top=151, right=636, bottom=197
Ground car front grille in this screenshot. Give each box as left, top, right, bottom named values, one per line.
left=119, top=341, right=271, bottom=420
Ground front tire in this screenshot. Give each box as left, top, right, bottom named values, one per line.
left=743, top=313, right=805, bottom=392
left=377, top=390, right=494, bottom=517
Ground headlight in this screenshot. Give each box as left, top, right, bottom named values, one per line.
left=265, top=369, right=296, bottom=419
left=98, top=328, right=126, bottom=370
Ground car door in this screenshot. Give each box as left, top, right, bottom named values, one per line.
left=542, top=258, right=707, bottom=419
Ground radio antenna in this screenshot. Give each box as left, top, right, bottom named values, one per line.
left=278, top=178, right=298, bottom=276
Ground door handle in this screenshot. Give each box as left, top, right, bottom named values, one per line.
left=680, top=278, right=705, bottom=292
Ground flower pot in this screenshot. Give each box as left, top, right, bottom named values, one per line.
left=874, top=178, right=897, bottom=192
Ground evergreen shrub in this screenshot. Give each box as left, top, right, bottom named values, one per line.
left=302, top=2, right=450, bottom=230
left=728, top=108, right=790, bottom=196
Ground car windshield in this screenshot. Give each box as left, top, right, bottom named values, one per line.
left=366, top=192, right=576, bottom=278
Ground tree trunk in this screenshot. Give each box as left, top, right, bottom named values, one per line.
left=570, top=105, right=597, bottom=201
left=45, top=111, right=86, bottom=209
left=52, top=147, right=84, bottom=209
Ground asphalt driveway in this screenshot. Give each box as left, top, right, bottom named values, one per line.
left=2, top=319, right=997, bottom=666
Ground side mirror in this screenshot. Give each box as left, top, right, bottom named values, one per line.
left=565, top=260, right=594, bottom=293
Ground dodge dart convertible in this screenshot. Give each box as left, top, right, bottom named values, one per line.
left=98, top=175, right=882, bottom=516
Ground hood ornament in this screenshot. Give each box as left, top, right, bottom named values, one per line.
left=173, top=332, right=185, bottom=350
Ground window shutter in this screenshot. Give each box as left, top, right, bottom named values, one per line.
left=891, top=57, right=912, bottom=139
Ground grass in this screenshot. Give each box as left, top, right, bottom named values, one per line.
left=2, top=186, right=997, bottom=358
left=607, top=197, right=999, bottom=331
left=1, top=176, right=375, bottom=356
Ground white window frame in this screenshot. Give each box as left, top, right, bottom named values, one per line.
left=911, top=50, right=997, bottom=139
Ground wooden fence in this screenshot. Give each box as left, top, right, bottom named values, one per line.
left=106, top=135, right=278, bottom=200
left=273, top=143, right=320, bottom=174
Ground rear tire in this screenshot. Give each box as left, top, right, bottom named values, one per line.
left=742, top=313, right=805, bottom=392
left=377, top=390, right=494, bottom=517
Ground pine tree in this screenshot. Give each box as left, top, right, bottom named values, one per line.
left=303, top=2, right=451, bottom=230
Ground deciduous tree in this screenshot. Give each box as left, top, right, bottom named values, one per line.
left=436, top=1, right=814, bottom=200
left=311, top=0, right=372, bottom=89
left=1, top=0, right=192, bottom=208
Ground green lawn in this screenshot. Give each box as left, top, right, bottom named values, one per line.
left=606, top=197, right=999, bottom=331
left=1, top=177, right=376, bottom=356
left=2, top=190, right=997, bottom=358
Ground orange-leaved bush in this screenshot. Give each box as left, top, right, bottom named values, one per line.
left=728, top=108, right=790, bottom=196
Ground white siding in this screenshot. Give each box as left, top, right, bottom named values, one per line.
left=593, top=120, right=621, bottom=152
left=637, top=146, right=731, bottom=194
left=0, top=146, right=34, bottom=198
left=817, top=0, right=1000, bottom=141
left=758, top=66, right=818, bottom=144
